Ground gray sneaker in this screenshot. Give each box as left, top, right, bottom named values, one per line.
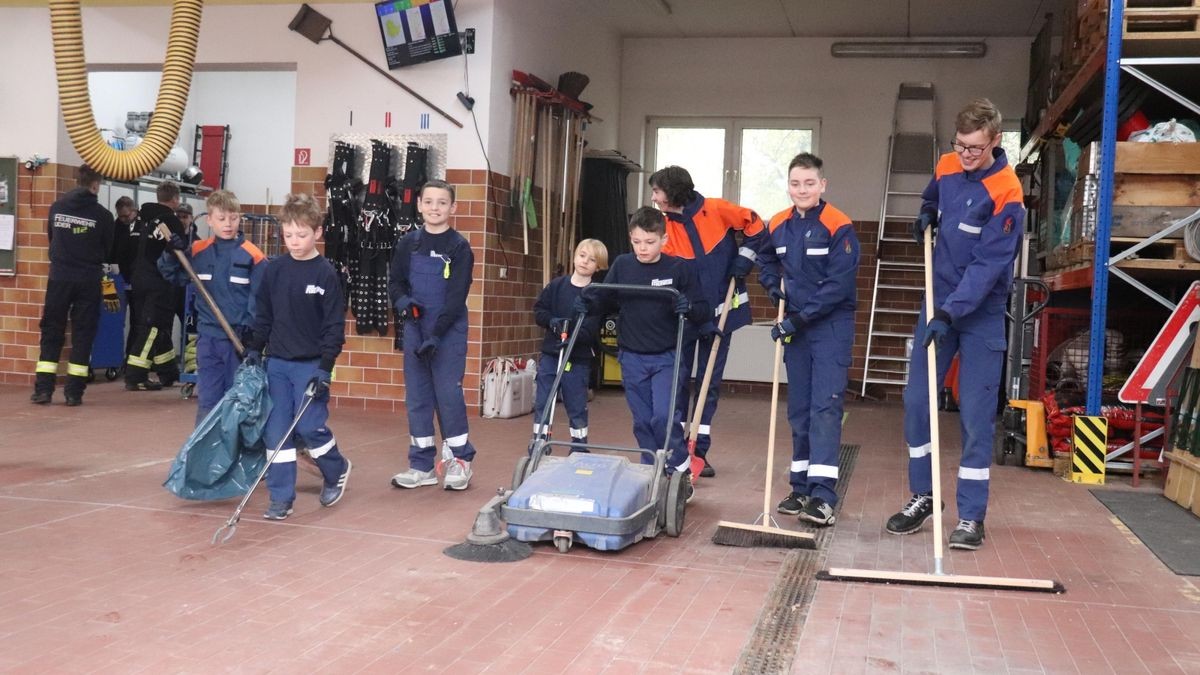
left=777, top=492, right=809, bottom=515
left=798, top=497, right=836, bottom=526
left=443, top=459, right=472, bottom=491
left=948, top=519, right=985, bottom=550
left=391, top=467, right=438, bottom=489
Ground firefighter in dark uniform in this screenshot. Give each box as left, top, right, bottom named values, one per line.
left=124, top=182, right=186, bottom=390
left=31, top=165, right=116, bottom=406
left=110, top=196, right=139, bottom=358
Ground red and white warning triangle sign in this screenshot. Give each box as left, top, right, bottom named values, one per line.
left=1120, top=281, right=1200, bottom=405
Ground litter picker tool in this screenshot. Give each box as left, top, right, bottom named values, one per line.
left=817, top=228, right=1064, bottom=592
left=526, top=324, right=569, bottom=456
left=712, top=295, right=816, bottom=548
left=157, top=223, right=245, bottom=355
left=685, top=278, right=736, bottom=481
left=212, top=382, right=317, bottom=545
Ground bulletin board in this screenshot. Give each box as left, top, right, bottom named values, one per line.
left=0, top=156, right=17, bottom=276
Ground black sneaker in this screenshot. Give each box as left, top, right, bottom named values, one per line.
left=777, top=492, right=808, bottom=515
left=263, top=501, right=294, bottom=520
left=64, top=395, right=82, bottom=407
left=948, top=519, right=985, bottom=550
left=798, top=497, right=836, bottom=526
left=125, top=380, right=163, bottom=391
left=319, top=459, right=352, bottom=507
left=700, top=458, right=715, bottom=478
left=30, top=391, right=51, bottom=405
left=885, top=493, right=938, bottom=535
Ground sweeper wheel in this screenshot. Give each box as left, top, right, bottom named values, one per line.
left=511, top=456, right=530, bottom=491
left=104, top=367, right=119, bottom=381
left=554, top=534, right=572, bottom=553
left=665, top=471, right=687, bottom=537
left=180, top=382, right=195, bottom=399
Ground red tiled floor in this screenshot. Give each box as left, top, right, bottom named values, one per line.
left=3, top=383, right=1200, bottom=673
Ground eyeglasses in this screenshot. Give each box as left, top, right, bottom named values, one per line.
left=950, top=141, right=989, bottom=157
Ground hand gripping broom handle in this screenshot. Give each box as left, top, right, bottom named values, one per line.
left=762, top=296, right=788, bottom=520
left=686, top=278, right=737, bottom=443
left=157, top=223, right=245, bottom=356
left=923, top=227, right=946, bottom=574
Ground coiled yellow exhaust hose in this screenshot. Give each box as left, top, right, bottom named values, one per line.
left=50, top=0, right=202, bottom=182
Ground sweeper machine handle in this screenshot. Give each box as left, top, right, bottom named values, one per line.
left=157, top=223, right=246, bottom=356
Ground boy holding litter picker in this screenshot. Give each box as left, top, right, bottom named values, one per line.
left=758, top=153, right=859, bottom=527
left=530, top=239, right=609, bottom=452
left=242, top=193, right=351, bottom=520
left=388, top=179, right=478, bottom=491
left=159, top=189, right=266, bottom=424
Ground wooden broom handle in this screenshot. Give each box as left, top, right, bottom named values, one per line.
left=923, top=227, right=945, bottom=569
left=157, top=223, right=245, bottom=355
left=763, top=295, right=788, bottom=518
left=686, top=278, right=738, bottom=442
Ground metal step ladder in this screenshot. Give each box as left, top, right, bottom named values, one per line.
left=860, top=82, right=938, bottom=396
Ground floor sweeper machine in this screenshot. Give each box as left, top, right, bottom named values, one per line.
left=446, top=284, right=692, bottom=560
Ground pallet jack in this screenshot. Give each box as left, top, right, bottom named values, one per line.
left=995, top=277, right=1052, bottom=467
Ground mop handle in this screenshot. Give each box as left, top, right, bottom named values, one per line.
left=687, top=278, right=737, bottom=442
left=157, top=223, right=246, bottom=355
left=923, top=227, right=946, bottom=573
left=762, top=296, right=788, bottom=518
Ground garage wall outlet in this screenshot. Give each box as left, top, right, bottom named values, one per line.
left=498, top=267, right=508, bottom=279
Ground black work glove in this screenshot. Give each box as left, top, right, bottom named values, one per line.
left=394, top=295, right=423, bottom=321
left=911, top=210, right=938, bottom=245
left=571, top=296, right=591, bottom=316
left=242, top=349, right=262, bottom=368
left=673, top=294, right=691, bottom=316
left=549, top=317, right=571, bottom=335
left=168, top=232, right=189, bottom=251
left=416, top=336, right=440, bottom=361
left=727, top=254, right=754, bottom=280
left=770, top=313, right=805, bottom=342
left=698, top=321, right=725, bottom=342
left=767, top=285, right=786, bottom=305
left=923, top=309, right=952, bottom=348
left=307, top=369, right=332, bottom=398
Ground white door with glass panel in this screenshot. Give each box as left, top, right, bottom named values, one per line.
left=645, top=117, right=819, bottom=218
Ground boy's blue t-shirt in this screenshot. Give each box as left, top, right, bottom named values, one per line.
left=247, top=254, right=345, bottom=372
left=596, top=253, right=707, bottom=355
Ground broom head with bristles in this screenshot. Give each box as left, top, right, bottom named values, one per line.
left=712, top=520, right=816, bottom=548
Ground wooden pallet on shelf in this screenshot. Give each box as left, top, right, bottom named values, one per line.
left=1074, top=236, right=1200, bottom=271
left=1164, top=449, right=1200, bottom=514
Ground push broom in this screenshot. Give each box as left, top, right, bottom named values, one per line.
left=712, top=294, right=815, bottom=548
left=684, top=278, right=738, bottom=481
left=816, top=228, right=1064, bottom=592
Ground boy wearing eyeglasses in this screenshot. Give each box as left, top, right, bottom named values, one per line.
left=886, top=98, right=1025, bottom=551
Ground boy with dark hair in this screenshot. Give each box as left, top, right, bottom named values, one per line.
left=758, top=153, right=859, bottom=527
left=531, top=238, right=608, bottom=450
left=125, top=181, right=186, bottom=391
left=888, top=98, right=1025, bottom=551
left=581, top=207, right=709, bottom=488
left=243, top=193, right=351, bottom=520
left=159, top=189, right=266, bottom=424
left=388, top=179, right=478, bottom=491
left=31, top=164, right=116, bottom=406
left=648, top=165, right=765, bottom=477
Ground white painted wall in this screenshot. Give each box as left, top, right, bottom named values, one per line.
left=487, top=0, right=622, bottom=171
left=620, top=37, right=1031, bottom=220
left=1, top=1, right=495, bottom=172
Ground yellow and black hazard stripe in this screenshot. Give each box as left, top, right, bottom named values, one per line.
left=1071, top=415, right=1108, bottom=485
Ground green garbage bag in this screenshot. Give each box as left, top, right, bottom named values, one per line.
left=163, top=362, right=272, bottom=500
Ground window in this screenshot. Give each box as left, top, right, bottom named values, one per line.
left=646, top=117, right=819, bottom=216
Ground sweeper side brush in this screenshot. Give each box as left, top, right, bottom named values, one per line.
left=443, top=489, right=532, bottom=563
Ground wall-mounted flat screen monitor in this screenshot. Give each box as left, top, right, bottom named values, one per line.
left=375, top=0, right=463, bottom=69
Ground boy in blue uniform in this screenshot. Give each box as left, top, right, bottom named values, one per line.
left=758, top=153, right=859, bottom=526
left=388, top=180, right=477, bottom=491
left=651, top=166, right=766, bottom=477
left=582, top=207, right=711, bottom=486
left=887, top=98, right=1025, bottom=550
left=531, top=239, right=608, bottom=450
left=243, top=193, right=351, bottom=520
left=159, top=190, right=266, bottom=424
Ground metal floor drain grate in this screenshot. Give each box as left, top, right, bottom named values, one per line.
left=734, top=443, right=860, bottom=675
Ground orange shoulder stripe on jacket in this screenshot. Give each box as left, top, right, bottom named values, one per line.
left=982, top=168, right=1025, bottom=215
left=191, top=238, right=215, bottom=255
left=767, top=207, right=793, bottom=234
left=240, top=240, right=267, bottom=264
left=934, top=152, right=963, bottom=180
left=818, top=204, right=853, bottom=235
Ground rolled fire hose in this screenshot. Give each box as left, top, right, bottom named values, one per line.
left=49, top=0, right=202, bottom=181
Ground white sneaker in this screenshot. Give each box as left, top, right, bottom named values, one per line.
left=391, top=467, right=438, bottom=489
left=443, top=459, right=472, bottom=491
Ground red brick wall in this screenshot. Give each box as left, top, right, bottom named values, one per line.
left=0, top=163, right=72, bottom=386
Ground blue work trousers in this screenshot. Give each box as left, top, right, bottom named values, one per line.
left=532, top=352, right=591, bottom=451
left=677, top=331, right=732, bottom=458
left=783, top=316, right=852, bottom=506
left=618, top=350, right=689, bottom=473
left=263, top=357, right=347, bottom=504
left=196, top=335, right=240, bottom=425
